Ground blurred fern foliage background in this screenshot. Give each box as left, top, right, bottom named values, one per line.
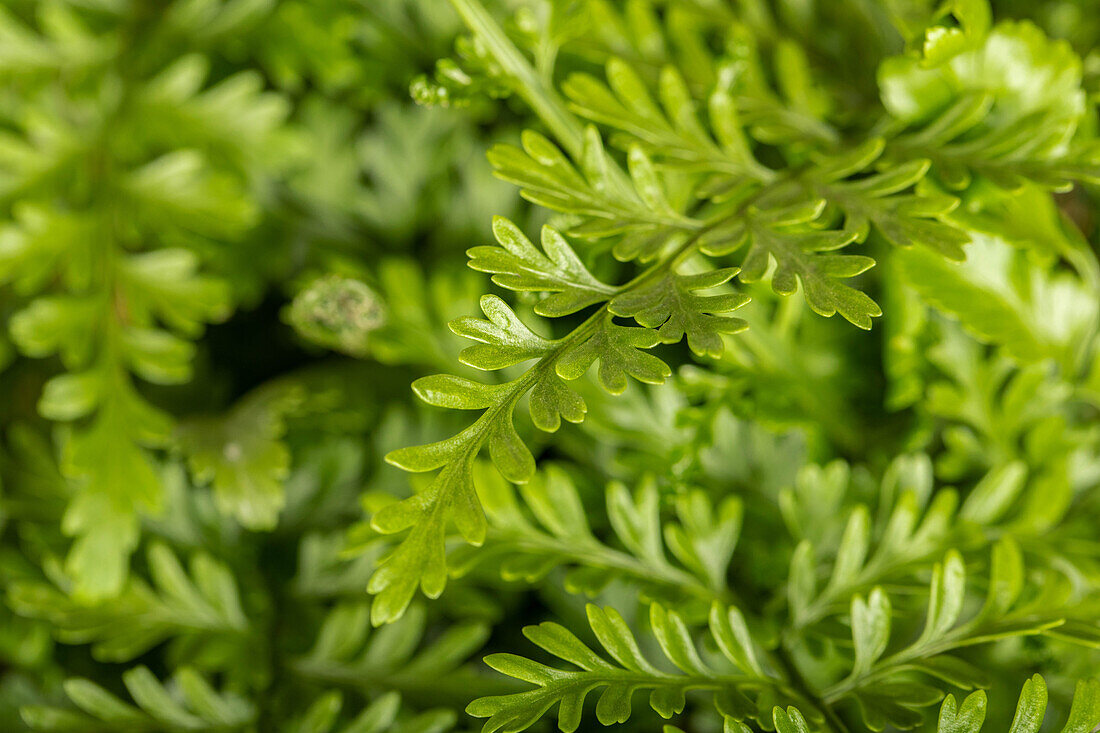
left=0, top=0, right=1099, bottom=732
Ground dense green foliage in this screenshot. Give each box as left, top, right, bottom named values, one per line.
left=1, top=0, right=1099, bottom=731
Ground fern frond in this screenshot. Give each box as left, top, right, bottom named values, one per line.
left=176, top=382, right=306, bottom=531
left=466, top=602, right=801, bottom=733
left=467, top=218, right=616, bottom=318
left=785, top=455, right=964, bottom=630
left=0, top=4, right=287, bottom=598
left=700, top=199, right=880, bottom=329
left=291, top=602, right=502, bottom=706
left=21, top=666, right=255, bottom=732
left=8, top=542, right=249, bottom=667
left=289, top=691, right=456, bottom=733
left=880, top=16, right=1096, bottom=191
left=562, top=60, right=771, bottom=179
left=823, top=539, right=1072, bottom=728
left=894, top=236, right=1097, bottom=367
left=487, top=128, right=700, bottom=262
left=366, top=214, right=750, bottom=623
left=452, top=464, right=740, bottom=610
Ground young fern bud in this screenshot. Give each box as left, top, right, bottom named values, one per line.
left=288, top=275, right=386, bottom=358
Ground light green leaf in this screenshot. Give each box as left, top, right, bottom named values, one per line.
left=556, top=315, right=671, bottom=393
left=467, top=217, right=615, bottom=317
left=452, top=295, right=554, bottom=370
left=1008, top=675, right=1047, bottom=733
left=700, top=204, right=880, bottom=329
left=610, top=268, right=749, bottom=357
left=176, top=382, right=305, bottom=531
left=851, top=589, right=892, bottom=677
left=937, top=691, right=987, bottom=733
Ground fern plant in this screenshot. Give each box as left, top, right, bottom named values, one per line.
left=1, top=0, right=1099, bottom=732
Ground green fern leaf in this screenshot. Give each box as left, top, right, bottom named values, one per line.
left=467, top=217, right=615, bottom=317
left=609, top=268, right=749, bottom=358
left=176, top=382, right=306, bottom=531
left=21, top=666, right=255, bottom=732
left=700, top=201, right=880, bottom=329
left=467, top=602, right=794, bottom=733
left=556, top=315, right=671, bottom=393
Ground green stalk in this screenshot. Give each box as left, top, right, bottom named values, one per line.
left=448, top=0, right=585, bottom=159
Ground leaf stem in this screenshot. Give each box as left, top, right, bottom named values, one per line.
left=448, top=0, right=585, bottom=159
